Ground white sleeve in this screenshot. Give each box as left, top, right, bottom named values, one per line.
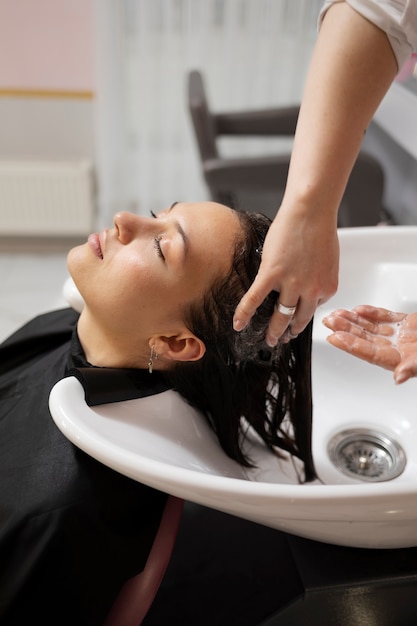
left=319, top=0, right=417, bottom=70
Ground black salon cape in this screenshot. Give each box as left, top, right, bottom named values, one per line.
left=0, top=308, right=169, bottom=626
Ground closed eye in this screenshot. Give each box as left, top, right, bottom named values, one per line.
left=150, top=211, right=165, bottom=259
left=150, top=203, right=185, bottom=264
left=153, top=234, right=165, bottom=260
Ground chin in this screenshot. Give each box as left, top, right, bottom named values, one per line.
left=66, top=245, right=90, bottom=302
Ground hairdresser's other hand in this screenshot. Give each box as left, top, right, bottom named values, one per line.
left=323, top=305, right=417, bottom=384
left=233, top=204, right=339, bottom=346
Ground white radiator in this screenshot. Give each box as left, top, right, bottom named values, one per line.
left=0, top=160, right=95, bottom=236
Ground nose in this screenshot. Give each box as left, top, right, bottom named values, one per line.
left=114, top=211, right=153, bottom=244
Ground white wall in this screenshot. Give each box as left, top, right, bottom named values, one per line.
left=0, top=0, right=95, bottom=162
left=364, top=80, right=417, bottom=225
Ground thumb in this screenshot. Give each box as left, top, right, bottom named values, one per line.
left=233, top=276, right=273, bottom=331
left=394, top=357, right=417, bottom=384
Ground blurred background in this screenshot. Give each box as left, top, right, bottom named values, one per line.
left=0, top=0, right=322, bottom=233
left=0, top=0, right=417, bottom=338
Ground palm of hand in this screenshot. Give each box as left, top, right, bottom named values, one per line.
left=322, top=305, right=417, bottom=383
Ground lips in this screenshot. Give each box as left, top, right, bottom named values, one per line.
left=88, top=233, right=104, bottom=259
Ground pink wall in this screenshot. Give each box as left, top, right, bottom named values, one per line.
left=0, top=0, right=95, bottom=92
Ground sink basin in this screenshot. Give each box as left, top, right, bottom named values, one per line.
left=50, top=226, right=417, bottom=549
left=313, top=226, right=417, bottom=488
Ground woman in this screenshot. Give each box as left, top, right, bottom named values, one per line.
left=234, top=0, right=417, bottom=346
left=0, top=201, right=314, bottom=626
left=323, top=304, right=417, bottom=384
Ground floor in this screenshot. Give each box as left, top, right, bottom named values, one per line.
left=0, top=243, right=72, bottom=343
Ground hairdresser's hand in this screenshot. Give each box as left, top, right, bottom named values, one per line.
left=233, top=206, right=339, bottom=346
left=323, top=305, right=417, bottom=384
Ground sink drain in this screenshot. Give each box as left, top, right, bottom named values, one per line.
left=328, top=429, right=406, bottom=482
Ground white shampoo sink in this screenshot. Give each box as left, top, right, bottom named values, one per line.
left=50, top=226, right=417, bottom=549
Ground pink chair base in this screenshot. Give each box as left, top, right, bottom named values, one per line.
left=104, top=496, right=184, bottom=626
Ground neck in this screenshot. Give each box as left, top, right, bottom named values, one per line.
left=76, top=309, right=149, bottom=369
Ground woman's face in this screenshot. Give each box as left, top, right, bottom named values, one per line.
left=67, top=202, right=241, bottom=348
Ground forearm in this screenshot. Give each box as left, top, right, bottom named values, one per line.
left=281, top=2, right=398, bottom=221
left=233, top=1, right=403, bottom=340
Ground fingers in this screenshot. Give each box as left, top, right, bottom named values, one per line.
left=275, top=302, right=297, bottom=317
left=235, top=278, right=328, bottom=347
left=325, top=307, right=417, bottom=384
left=233, top=282, right=313, bottom=347
left=233, top=277, right=273, bottom=332
left=281, top=325, right=299, bottom=343
left=265, top=308, right=298, bottom=347
left=266, top=296, right=315, bottom=347
left=394, top=356, right=417, bottom=384
left=326, top=331, right=401, bottom=370
left=352, top=305, right=407, bottom=324
left=395, top=313, right=417, bottom=383
left=232, top=271, right=305, bottom=345
left=323, top=308, right=399, bottom=338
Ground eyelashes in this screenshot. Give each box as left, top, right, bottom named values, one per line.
left=153, top=235, right=164, bottom=260
left=150, top=210, right=166, bottom=260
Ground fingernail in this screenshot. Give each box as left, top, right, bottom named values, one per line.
left=233, top=318, right=245, bottom=332
left=266, top=335, right=278, bottom=348
left=395, top=371, right=408, bottom=384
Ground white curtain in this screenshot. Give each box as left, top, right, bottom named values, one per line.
left=94, top=0, right=322, bottom=225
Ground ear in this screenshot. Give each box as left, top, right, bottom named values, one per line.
left=151, top=333, right=206, bottom=363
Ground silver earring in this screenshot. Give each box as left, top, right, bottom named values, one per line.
left=148, top=346, right=158, bottom=374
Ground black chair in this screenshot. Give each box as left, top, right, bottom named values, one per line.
left=188, top=69, right=388, bottom=226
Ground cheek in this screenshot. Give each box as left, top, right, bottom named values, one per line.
left=68, top=247, right=172, bottom=330
left=100, top=259, right=156, bottom=325
left=114, top=257, right=152, bottom=301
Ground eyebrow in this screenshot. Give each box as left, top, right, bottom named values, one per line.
left=168, top=201, right=189, bottom=260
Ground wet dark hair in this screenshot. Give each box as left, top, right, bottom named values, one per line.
left=164, top=210, right=315, bottom=482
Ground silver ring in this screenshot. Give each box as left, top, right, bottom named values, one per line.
left=275, top=302, right=297, bottom=316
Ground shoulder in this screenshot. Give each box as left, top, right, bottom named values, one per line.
left=319, top=0, right=417, bottom=68
left=1, top=308, right=79, bottom=348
